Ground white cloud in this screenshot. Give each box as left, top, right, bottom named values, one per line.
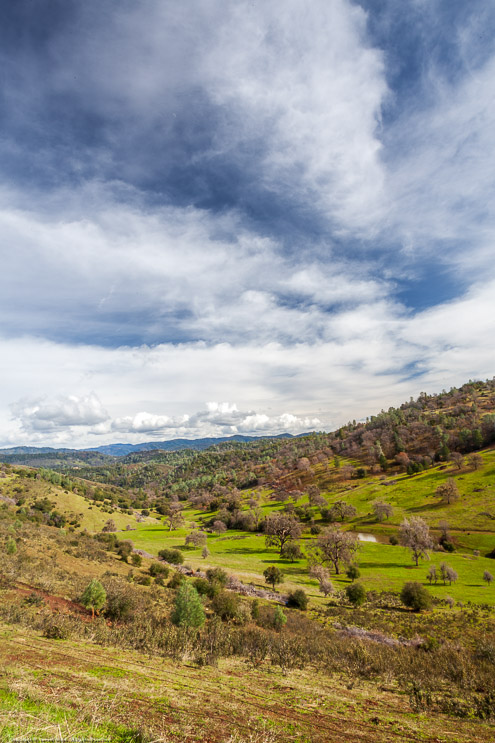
left=11, top=393, right=109, bottom=434
left=1, top=271, right=494, bottom=448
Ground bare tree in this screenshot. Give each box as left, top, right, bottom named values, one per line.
left=468, top=453, right=483, bottom=470
left=328, top=500, right=357, bottom=523
left=372, top=500, right=393, bottom=521
left=309, top=565, right=334, bottom=596
left=308, top=526, right=359, bottom=575
left=439, top=562, right=457, bottom=585
left=399, top=517, right=432, bottom=566
left=436, top=478, right=460, bottom=505
left=426, top=565, right=437, bottom=584
left=185, top=530, right=207, bottom=548
left=450, top=452, right=464, bottom=470
left=212, top=520, right=227, bottom=533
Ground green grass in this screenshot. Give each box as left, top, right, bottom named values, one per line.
left=131, top=521, right=495, bottom=605
left=317, top=449, right=495, bottom=534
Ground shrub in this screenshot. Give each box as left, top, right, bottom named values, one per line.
left=211, top=590, right=240, bottom=621
left=158, top=548, right=184, bottom=564
left=149, top=562, right=169, bottom=578
left=5, top=537, right=17, bottom=555
left=42, top=617, right=71, bottom=640
left=131, top=553, right=142, bottom=567
left=194, top=577, right=219, bottom=599
left=117, top=540, right=134, bottom=563
left=287, top=589, right=309, bottom=611
left=483, top=570, right=494, bottom=585
left=345, top=582, right=366, bottom=606
left=389, top=535, right=398, bottom=545
left=104, top=583, right=138, bottom=621
left=168, top=572, right=185, bottom=589
left=346, top=564, right=361, bottom=582
left=400, top=581, right=432, bottom=612
left=171, top=582, right=205, bottom=627
left=206, top=567, right=228, bottom=586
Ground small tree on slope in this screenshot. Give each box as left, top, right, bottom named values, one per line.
left=81, top=579, right=106, bottom=619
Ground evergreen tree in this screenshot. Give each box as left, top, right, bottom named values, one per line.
left=171, top=582, right=205, bottom=627
left=81, top=579, right=106, bottom=619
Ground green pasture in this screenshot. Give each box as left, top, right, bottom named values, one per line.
left=315, top=448, right=495, bottom=532
left=131, top=520, right=495, bottom=605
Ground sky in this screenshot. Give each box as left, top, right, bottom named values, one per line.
left=1, top=0, right=495, bottom=449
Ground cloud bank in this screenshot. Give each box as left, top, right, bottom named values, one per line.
left=0, top=1, right=494, bottom=447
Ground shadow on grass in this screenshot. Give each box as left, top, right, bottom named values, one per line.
left=358, top=561, right=415, bottom=570
left=224, top=547, right=270, bottom=555
left=407, top=502, right=444, bottom=513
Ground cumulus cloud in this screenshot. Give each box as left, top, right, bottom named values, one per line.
left=11, top=393, right=109, bottom=434
left=0, top=2, right=494, bottom=449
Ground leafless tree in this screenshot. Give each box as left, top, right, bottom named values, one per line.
left=399, top=517, right=432, bottom=566
left=308, top=526, right=359, bottom=575
left=372, top=500, right=393, bottom=521
left=436, top=478, right=460, bottom=504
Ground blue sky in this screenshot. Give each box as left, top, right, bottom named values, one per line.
left=1, top=0, right=494, bottom=447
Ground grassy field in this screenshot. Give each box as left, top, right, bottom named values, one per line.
left=129, top=523, right=495, bottom=605
left=1, top=622, right=494, bottom=743
left=0, top=473, right=155, bottom=532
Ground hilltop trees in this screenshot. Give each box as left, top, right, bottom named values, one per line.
left=399, top=517, right=432, bottom=566
left=264, top=514, right=302, bottom=556
left=308, top=526, right=359, bottom=575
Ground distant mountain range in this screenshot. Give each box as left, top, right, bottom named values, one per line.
left=0, top=433, right=296, bottom=460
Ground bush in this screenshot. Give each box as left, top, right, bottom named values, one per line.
left=281, top=542, right=303, bottom=561
left=149, top=562, right=169, bottom=578
left=117, top=540, right=134, bottom=563
left=346, top=564, right=361, bottom=582
left=211, top=590, right=240, bottom=621
left=400, top=581, right=432, bottom=612
left=206, top=567, right=228, bottom=586
left=104, top=583, right=138, bottom=621
left=194, top=577, right=219, bottom=599
left=345, top=582, right=366, bottom=606
left=131, top=553, right=142, bottom=567
left=389, top=535, right=398, bottom=546
left=158, top=548, right=184, bottom=565
left=5, top=537, right=17, bottom=555
left=42, top=617, right=71, bottom=640
left=168, top=572, right=185, bottom=589
left=287, top=589, right=309, bottom=610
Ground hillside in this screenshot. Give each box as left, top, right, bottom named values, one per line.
left=2, top=378, right=495, bottom=741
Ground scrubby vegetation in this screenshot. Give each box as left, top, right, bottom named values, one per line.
left=2, top=378, right=495, bottom=740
